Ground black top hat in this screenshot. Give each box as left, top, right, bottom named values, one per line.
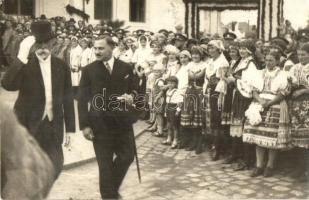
left=31, top=21, right=54, bottom=43
left=223, top=32, right=237, bottom=40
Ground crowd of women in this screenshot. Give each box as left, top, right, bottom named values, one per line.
left=1, top=16, right=309, bottom=182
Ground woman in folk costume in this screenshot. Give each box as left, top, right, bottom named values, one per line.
left=79, top=37, right=92, bottom=67
left=175, top=50, right=191, bottom=148
left=113, top=39, right=134, bottom=64
left=145, top=40, right=167, bottom=132
left=203, top=40, right=229, bottom=160
left=181, top=46, right=206, bottom=154
left=288, top=43, right=309, bottom=181
left=223, top=41, right=258, bottom=171
left=243, top=51, right=291, bottom=178
left=69, top=36, right=83, bottom=97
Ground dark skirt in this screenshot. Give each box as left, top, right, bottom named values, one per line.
left=229, top=90, right=251, bottom=137
left=180, top=86, right=203, bottom=128
left=204, top=90, right=222, bottom=133
left=289, top=94, right=309, bottom=149
left=221, top=84, right=234, bottom=125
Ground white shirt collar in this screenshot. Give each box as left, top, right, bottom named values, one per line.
left=104, top=56, right=115, bottom=71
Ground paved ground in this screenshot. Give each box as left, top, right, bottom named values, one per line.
left=48, top=130, right=309, bottom=200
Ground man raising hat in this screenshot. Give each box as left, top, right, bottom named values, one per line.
left=1, top=20, right=76, bottom=180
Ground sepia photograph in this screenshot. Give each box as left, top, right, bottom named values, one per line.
left=1, top=0, right=309, bottom=199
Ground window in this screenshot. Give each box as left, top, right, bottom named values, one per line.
left=130, top=0, right=145, bottom=22
left=4, top=0, right=34, bottom=16
left=94, top=0, right=112, bottom=20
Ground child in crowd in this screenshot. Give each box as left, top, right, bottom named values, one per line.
left=162, top=76, right=183, bottom=148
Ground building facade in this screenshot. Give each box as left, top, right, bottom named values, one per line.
left=3, top=0, right=186, bottom=32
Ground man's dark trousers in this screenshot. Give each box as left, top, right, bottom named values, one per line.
left=92, top=117, right=135, bottom=199
left=34, top=117, right=64, bottom=180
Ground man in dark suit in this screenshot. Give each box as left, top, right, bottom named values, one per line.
left=1, top=21, right=75, bottom=179
left=78, top=37, right=137, bottom=199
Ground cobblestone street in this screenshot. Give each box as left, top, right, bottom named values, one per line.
left=48, top=130, right=309, bottom=200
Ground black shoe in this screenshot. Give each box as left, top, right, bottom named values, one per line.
left=263, top=167, right=274, bottom=177
left=251, top=167, right=264, bottom=177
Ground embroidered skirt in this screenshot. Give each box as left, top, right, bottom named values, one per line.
left=204, top=90, right=222, bottom=133
left=243, top=102, right=290, bottom=149
left=289, top=94, right=309, bottom=149
left=180, top=86, right=203, bottom=128
left=229, top=90, right=252, bottom=137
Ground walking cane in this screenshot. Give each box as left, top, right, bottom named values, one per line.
left=119, top=95, right=142, bottom=183
left=130, top=103, right=142, bottom=184
left=133, top=134, right=142, bottom=183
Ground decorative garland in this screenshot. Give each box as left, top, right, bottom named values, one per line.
left=261, top=0, right=266, bottom=40
left=65, top=4, right=90, bottom=21
left=185, top=2, right=188, bottom=35
left=269, top=0, right=273, bottom=40
left=191, top=2, right=195, bottom=38
left=197, top=7, right=200, bottom=39
left=276, top=0, right=280, bottom=36
left=257, top=0, right=261, bottom=38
